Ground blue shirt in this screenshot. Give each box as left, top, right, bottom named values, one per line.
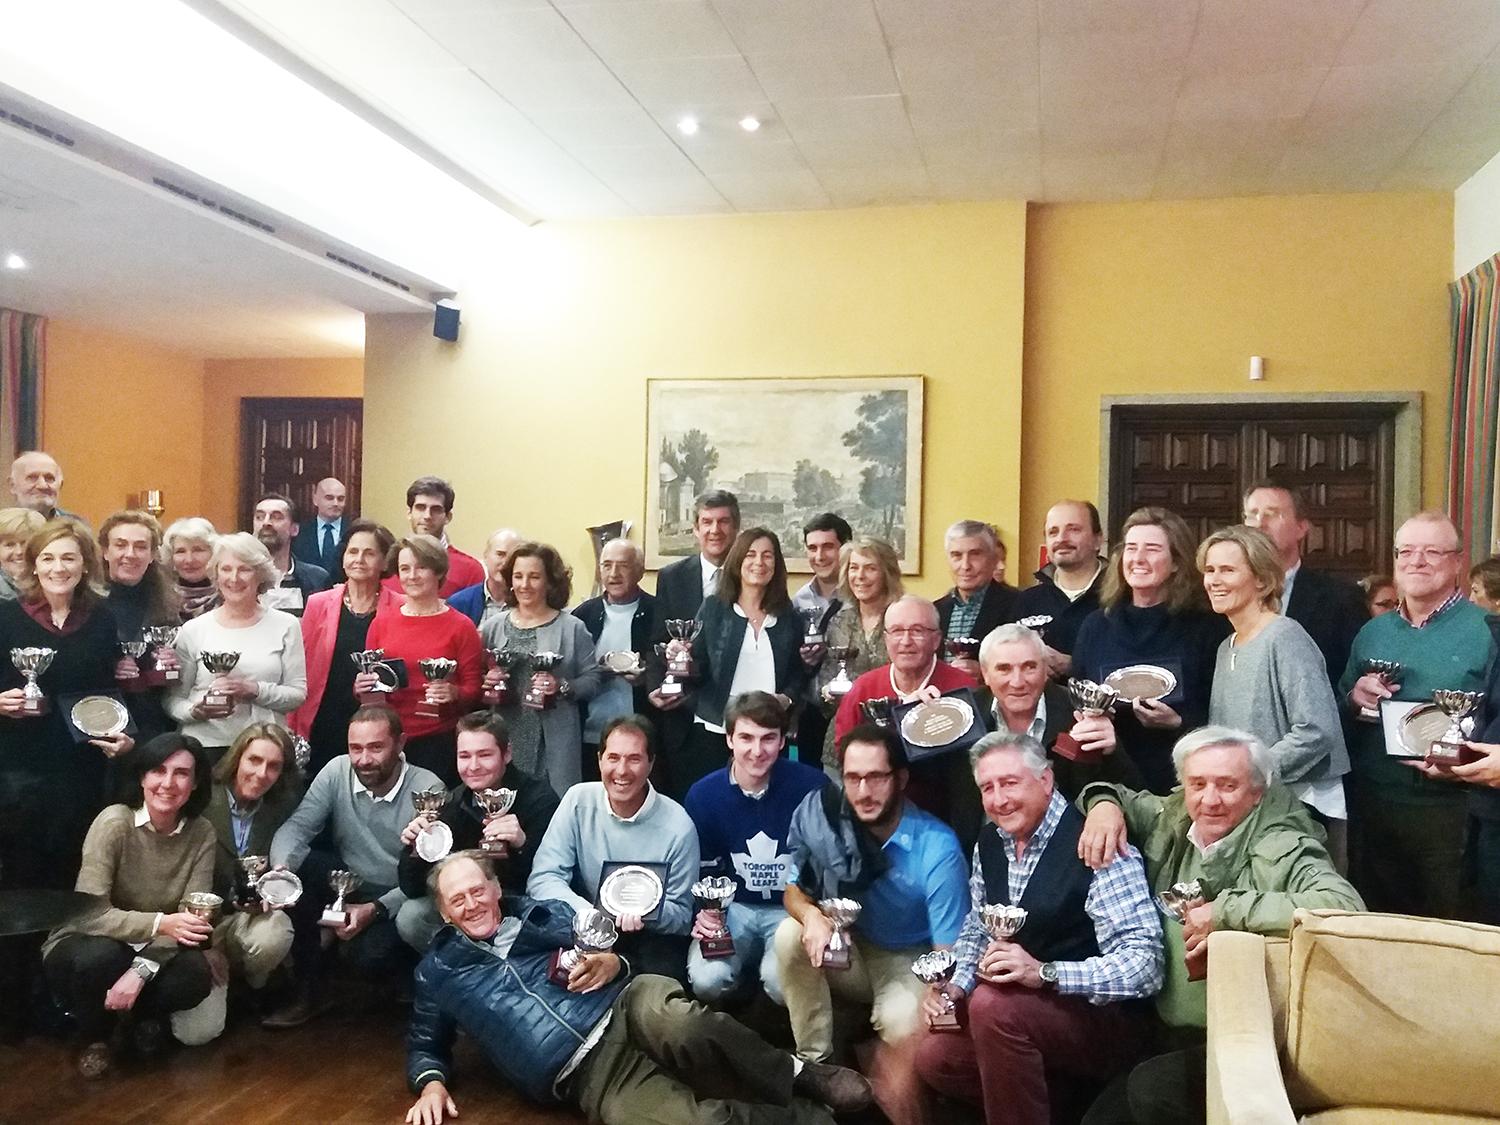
left=857, top=802, right=969, bottom=950
left=686, top=758, right=829, bottom=905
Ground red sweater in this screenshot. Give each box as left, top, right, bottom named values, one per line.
left=833, top=659, right=978, bottom=744
left=364, top=605, right=484, bottom=738
left=382, top=545, right=486, bottom=600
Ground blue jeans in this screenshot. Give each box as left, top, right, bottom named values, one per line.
left=688, top=901, right=787, bottom=1005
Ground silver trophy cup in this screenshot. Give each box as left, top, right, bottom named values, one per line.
left=1357, top=658, right=1405, bottom=722
left=199, top=650, right=241, bottom=709
left=474, top=787, right=518, bottom=855
left=1157, top=879, right=1208, bottom=979
left=144, top=625, right=181, bottom=682
left=320, top=869, right=362, bottom=928
left=691, top=875, right=738, bottom=959
left=1428, top=690, right=1487, bottom=766
left=549, top=907, right=620, bottom=986
left=1055, top=678, right=1120, bottom=762
left=417, top=657, right=459, bottom=719
left=911, top=949, right=964, bottom=1031
left=819, top=897, right=862, bottom=971
left=484, top=648, right=520, bottom=706
left=11, top=647, right=56, bottom=716
left=523, top=652, right=563, bottom=711
left=823, top=645, right=859, bottom=701
left=981, top=903, right=1028, bottom=942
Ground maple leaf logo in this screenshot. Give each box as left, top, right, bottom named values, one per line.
left=730, top=830, right=795, bottom=901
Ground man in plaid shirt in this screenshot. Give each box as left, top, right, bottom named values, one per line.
left=912, top=732, right=1163, bottom=1125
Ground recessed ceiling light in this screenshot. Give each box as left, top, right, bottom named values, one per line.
left=3, top=253, right=25, bottom=270
left=677, top=116, right=700, bottom=136
left=739, top=115, right=761, bottom=132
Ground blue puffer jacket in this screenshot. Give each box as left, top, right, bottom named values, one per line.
left=406, top=899, right=628, bottom=1104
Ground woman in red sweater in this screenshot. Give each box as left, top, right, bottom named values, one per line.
left=359, top=535, right=482, bottom=784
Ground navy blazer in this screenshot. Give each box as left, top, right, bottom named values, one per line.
left=653, top=553, right=711, bottom=643
left=687, top=595, right=807, bottom=727
left=447, top=582, right=490, bottom=627
left=1284, top=566, right=1368, bottom=690
left=291, top=518, right=346, bottom=574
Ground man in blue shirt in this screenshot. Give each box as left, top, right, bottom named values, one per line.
left=685, top=691, right=828, bottom=1005
left=774, top=723, right=969, bottom=1064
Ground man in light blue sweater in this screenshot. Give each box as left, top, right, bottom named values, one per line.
left=263, top=705, right=443, bottom=1028
left=527, top=715, right=700, bottom=985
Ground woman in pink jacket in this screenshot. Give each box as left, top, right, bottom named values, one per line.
left=287, top=520, right=401, bottom=776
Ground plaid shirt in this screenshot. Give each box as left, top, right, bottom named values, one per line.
left=945, top=587, right=985, bottom=640
left=951, top=791, right=1163, bottom=1003
left=1400, top=588, right=1465, bottom=629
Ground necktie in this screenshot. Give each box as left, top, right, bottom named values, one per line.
left=322, top=522, right=336, bottom=566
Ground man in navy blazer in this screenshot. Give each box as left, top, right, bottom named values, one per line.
left=291, top=477, right=351, bottom=574
left=649, top=490, right=740, bottom=800
left=1242, top=482, right=1367, bottom=689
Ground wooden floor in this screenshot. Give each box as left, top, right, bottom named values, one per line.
left=0, top=1005, right=581, bottom=1125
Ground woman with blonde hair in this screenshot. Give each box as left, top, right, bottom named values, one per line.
left=813, top=536, right=903, bottom=770
left=0, top=507, right=44, bottom=599
left=166, top=532, right=307, bottom=761
left=161, top=517, right=220, bottom=622
left=1201, top=524, right=1349, bottom=864
left=1072, top=507, right=1228, bottom=792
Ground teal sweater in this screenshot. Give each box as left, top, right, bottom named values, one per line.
left=1337, top=598, right=1494, bottom=803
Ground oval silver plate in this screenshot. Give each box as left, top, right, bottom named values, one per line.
left=256, top=870, right=303, bottom=908
left=71, top=695, right=130, bottom=738
left=599, top=865, right=664, bottom=918
left=900, top=696, right=976, bottom=749
left=414, top=821, right=454, bottom=862
left=1104, top=664, right=1178, bottom=703
left=1399, top=703, right=1454, bottom=757
left=602, top=650, right=641, bottom=674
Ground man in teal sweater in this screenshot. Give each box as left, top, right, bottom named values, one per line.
left=1339, top=512, right=1495, bottom=919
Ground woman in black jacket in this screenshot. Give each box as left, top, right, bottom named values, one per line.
left=651, top=527, right=811, bottom=793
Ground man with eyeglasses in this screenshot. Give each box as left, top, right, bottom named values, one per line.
left=774, top=723, right=968, bottom=1087
left=1339, top=511, right=1494, bottom=918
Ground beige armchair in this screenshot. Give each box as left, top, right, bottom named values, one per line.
left=1207, top=910, right=1500, bottom=1125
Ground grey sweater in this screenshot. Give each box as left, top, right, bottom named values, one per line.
left=269, top=756, right=442, bottom=914
left=1209, top=615, right=1349, bottom=786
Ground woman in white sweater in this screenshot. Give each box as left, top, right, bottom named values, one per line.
left=166, top=533, right=306, bottom=759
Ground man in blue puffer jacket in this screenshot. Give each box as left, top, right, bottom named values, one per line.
left=403, top=851, right=872, bottom=1124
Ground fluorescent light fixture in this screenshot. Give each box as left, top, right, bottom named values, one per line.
left=0, top=0, right=516, bottom=287
left=677, top=116, right=701, bottom=136
left=739, top=116, right=761, bottom=133
left=3, top=253, right=25, bottom=270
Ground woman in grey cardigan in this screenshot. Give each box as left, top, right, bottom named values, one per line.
left=480, top=542, right=600, bottom=795
left=1200, top=524, right=1350, bottom=868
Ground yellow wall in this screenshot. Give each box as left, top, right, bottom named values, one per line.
left=1020, top=191, right=1454, bottom=571
left=200, top=357, right=364, bottom=531
left=44, top=320, right=207, bottom=525
left=363, top=203, right=1030, bottom=596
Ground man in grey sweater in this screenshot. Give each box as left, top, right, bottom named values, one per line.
left=263, top=705, right=443, bottom=1027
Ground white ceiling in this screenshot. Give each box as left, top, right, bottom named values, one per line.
left=0, top=122, right=426, bottom=357
left=214, top=0, right=1500, bottom=217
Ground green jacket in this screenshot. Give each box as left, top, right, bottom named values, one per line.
left=205, top=779, right=304, bottom=900
left=1078, top=780, right=1363, bottom=1028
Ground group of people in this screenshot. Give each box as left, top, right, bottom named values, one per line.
left=2, top=447, right=1499, bottom=1125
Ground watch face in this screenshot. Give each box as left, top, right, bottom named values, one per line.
left=1041, top=962, right=1058, bottom=984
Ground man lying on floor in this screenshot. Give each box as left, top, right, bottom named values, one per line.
left=403, top=851, right=872, bottom=1125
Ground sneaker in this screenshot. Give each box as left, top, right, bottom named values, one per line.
left=792, top=1059, right=873, bottom=1114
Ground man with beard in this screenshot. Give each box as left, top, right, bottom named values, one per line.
left=384, top=477, right=485, bottom=599
left=252, top=493, right=329, bottom=617
left=263, top=706, right=443, bottom=1027
left=1015, top=501, right=1108, bottom=677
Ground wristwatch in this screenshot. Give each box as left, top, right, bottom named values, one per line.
left=130, top=956, right=161, bottom=983
left=1039, top=961, right=1059, bottom=988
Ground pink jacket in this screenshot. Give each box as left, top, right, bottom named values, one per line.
left=288, top=583, right=405, bottom=736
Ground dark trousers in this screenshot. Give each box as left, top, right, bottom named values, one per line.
left=1348, top=780, right=1468, bottom=918
left=404, top=729, right=458, bottom=788
left=569, top=975, right=831, bottom=1125
left=1082, top=1038, right=1206, bottom=1125
left=1471, top=816, right=1500, bottom=925
left=914, top=983, right=1147, bottom=1125
left=796, top=705, right=829, bottom=769
left=663, top=723, right=730, bottom=802
left=44, top=934, right=210, bottom=1041
left=615, top=931, right=692, bottom=988
left=287, top=849, right=410, bottom=989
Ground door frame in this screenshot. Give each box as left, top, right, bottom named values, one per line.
left=1098, top=391, right=1424, bottom=540
left=238, top=396, right=364, bottom=531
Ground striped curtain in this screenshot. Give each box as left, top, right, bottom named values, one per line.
left=1448, top=257, right=1500, bottom=562
left=0, top=307, right=45, bottom=466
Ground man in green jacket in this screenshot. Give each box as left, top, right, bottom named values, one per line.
left=1075, top=724, right=1363, bottom=1125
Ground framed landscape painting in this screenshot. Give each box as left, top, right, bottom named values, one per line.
left=645, top=375, right=924, bottom=573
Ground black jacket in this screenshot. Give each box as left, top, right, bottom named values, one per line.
left=1284, top=567, right=1368, bottom=690
left=936, top=580, right=1020, bottom=644
left=292, top=518, right=346, bottom=574
left=1014, top=561, right=1107, bottom=657
left=573, top=591, right=656, bottom=725
left=686, top=596, right=808, bottom=727
left=652, top=554, right=709, bottom=643
left=976, top=681, right=1145, bottom=798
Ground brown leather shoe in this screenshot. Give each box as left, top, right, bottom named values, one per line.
left=260, top=987, right=330, bottom=1030
left=792, top=1059, right=873, bottom=1113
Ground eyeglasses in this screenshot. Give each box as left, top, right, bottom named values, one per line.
left=841, top=770, right=894, bottom=789
left=886, top=626, right=936, bottom=640
left=1393, top=547, right=1459, bottom=563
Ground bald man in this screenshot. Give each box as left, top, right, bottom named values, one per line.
left=448, top=527, right=524, bottom=627
left=8, top=451, right=80, bottom=522
left=291, top=477, right=350, bottom=572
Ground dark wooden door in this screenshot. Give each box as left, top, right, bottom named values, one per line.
left=1108, top=403, right=1396, bottom=579
left=240, top=398, right=362, bottom=531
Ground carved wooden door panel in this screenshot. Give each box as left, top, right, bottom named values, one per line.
left=239, top=398, right=362, bottom=531
left=1108, top=404, right=1395, bottom=580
